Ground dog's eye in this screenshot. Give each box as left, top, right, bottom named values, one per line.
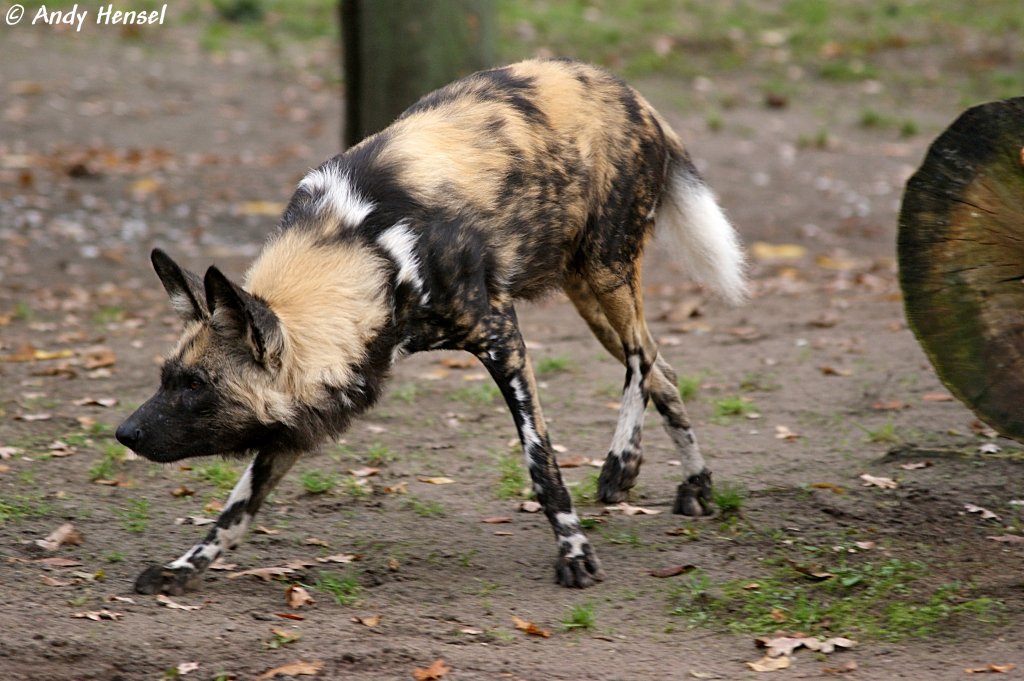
left=187, top=379, right=204, bottom=391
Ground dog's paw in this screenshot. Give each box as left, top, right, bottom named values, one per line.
left=672, top=469, right=714, bottom=516
left=134, top=565, right=201, bottom=595
left=596, top=451, right=641, bottom=504
left=554, top=540, right=605, bottom=588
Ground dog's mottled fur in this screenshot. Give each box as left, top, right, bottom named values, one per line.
left=117, top=59, right=746, bottom=595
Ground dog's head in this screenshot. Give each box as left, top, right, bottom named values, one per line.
left=116, top=249, right=291, bottom=462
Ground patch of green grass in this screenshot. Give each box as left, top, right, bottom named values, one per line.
left=88, top=443, right=128, bottom=482
left=712, top=397, right=757, bottom=420
left=365, top=442, right=396, bottom=466
left=341, top=476, right=371, bottom=499
left=495, top=452, right=528, bottom=500
left=92, top=305, right=125, bottom=325
left=712, top=482, right=746, bottom=515
left=0, top=495, right=52, bottom=523
left=117, top=498, right=151, bottom=533
left=602, top=529, right=642, bottom=546
left=105, top=551, right=125, bottom=563
left=536, top=355, right=572, bottom=375
left=403, top=497, right=446, bottom=517
left=739, top=371, right=780, bottom=393
left=569, top=471, right=601, bottom=506
left=861, top=421, right=901, bottom=444
left=670, top=558, right=1002, bottom=640
left=313, top=572, right=362, bottom=606
left=390, top=382, right=419, bottom=404
left=450, top=383, right=501, bottom=406
left=194, top=460, right=241, bottom=490
left=13, top=300, right=33, bottom=322
left=561, top=601, right=597, bottom=631
left=299, top=470, right=337, bottom=494
left=677, top=374, right=702, bottom=401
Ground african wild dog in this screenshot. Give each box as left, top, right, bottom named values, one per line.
left=116, top=59, right=746, bottom=595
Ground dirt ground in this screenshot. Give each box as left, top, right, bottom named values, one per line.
left=2, top=19, right=1023, bottom=681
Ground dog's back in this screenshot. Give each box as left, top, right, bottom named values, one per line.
left=275, top=59, right=726, bottom=302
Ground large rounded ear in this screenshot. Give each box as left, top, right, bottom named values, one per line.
left=204, top=266, right=283, bottom=368
left=151, top=249, right=209, bottom=323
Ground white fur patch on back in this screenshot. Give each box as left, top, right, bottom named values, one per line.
left=377, top=222, right=426, bottom=297
left=299, top=165, right=375, bottom=228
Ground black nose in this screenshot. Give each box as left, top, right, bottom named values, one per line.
left=115, top=421, right=142, bottom=449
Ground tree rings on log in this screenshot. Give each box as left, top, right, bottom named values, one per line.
left=898, top=97, right=1024, bottom=440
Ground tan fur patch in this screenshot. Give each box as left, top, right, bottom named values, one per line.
left=244, top=229, right=390, bottom=406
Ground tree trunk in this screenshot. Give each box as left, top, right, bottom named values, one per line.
left=340, top=0, right=495, bottom=148
left=898, top=96, right=1024, bottom=441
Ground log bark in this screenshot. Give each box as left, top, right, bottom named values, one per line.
left=898, top=97, right=1024, bottom=440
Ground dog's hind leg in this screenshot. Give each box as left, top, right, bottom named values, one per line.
left=134, top=449, right=301, bottom=595
left=569, top=270, right=712, bottom=516
left=467, top=300, right=604, bottom=588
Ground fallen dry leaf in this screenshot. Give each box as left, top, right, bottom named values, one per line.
left=897, top=461, right=932, bottom=470
left=0, top=446, right=19, bottom=459
left=922, top=392, right=954, bottom=402
left=227, top=566, right=296, bottom=581
left=649, top=564, right=696, bottom=578
left=316, top=553, right=358, bottom=564
left=823, top=660, right=858, bottom=674
left=382, top=481, right=408, bottom=495
left=255, top=659, right=323, bottom=680
left=872, top=400, right=909, bottom=411
left=40, top=575, right=74, bottom=587
left=978, top=442, right=1002, bottom=454
left=304, top=537, right=330, bottom=547
left=820, top=366, right=853, bottom=377
left=176, top=662, right=200, bottom=675
left=859, top=473, right=898, bottom=489
left=156, top=594, right=201, bottom=611
left=286, top=584, right=315, bottom=609
left=255, top=525, right=281, bottom=535
left=789, top=561, right=834, bottom=581
left=17, top=412, right=53, bottom=421
left=965, top=504, right=1001, bottom=520
left=481, top=516, right=512, bottom=524
left=519, top=500, right=542, bottom=513
left=751, top=241, right=807, bottom=262
left=171, top=485, right=195, bottom=497
left=352, top=613, right=380, bottom=627
left=412, top=658, right=451, bottom=681
left=417, top=476, right=455, bottom=485
left=987, top=535, right=1024, bottom=544
left=275, top=612, right=305, bottom=621
left=34, top=556, right=83, bottom=568
left=775, top=425, right=800, bottom=440
left=607, top=502, right=661, bottom=516
left=47, top=441, right=75, bottom=457
left=746, top=654, right=791, bottom=672
left=811, top=482, right=846, bottom=494
left=73, top=397, right=119, bottom=408
left=82, top=348, right=117, bottom=370
left=512, top=615, right=551, bottom=638
left=72, top=609, right=123, bottom=621
left=35, top=523, right=83, bottom=551
left=966, top=663, right=1017, bottom=674
left=348, top=466, right=380, bottom=478
left=238, top=200, right=286, bottom=216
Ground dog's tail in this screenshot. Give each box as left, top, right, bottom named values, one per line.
left=656, top=156, right=748, bottom=305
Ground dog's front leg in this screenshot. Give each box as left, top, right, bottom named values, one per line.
left=135, top=449, right=300, bottom=595
left=470, top=307, right=605, bottom=588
